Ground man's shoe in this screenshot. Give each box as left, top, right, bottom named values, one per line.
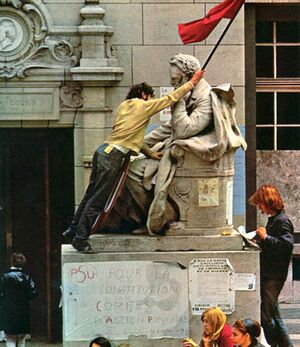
left=72, top=238, right=91, bottom=253
left=62, top=228, right=75, bottom=243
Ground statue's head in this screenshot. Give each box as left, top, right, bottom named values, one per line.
left=169, top=54, right=201, bottom=87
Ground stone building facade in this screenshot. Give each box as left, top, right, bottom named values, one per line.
left=0, top=0, right=299, bottom=342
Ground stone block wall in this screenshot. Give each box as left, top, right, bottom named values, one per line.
left=101, top=1, right=245, bottom=120
left=256, top=151, right=300, bottom=232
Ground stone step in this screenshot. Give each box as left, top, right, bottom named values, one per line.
left=290, top=334, right=300, bottom=347
left=280, top=307, right=300, bottom=320
left=284, top=322, right=300, bottom=334
left=279, top=304, right=300, bottom=345
left=280, top=304, right=300, bottom=318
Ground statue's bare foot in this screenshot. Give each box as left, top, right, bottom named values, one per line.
left=132, top=226, right=148, bottom=235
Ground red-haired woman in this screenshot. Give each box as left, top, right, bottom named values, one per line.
left=249, top=184, right=294, bottom=347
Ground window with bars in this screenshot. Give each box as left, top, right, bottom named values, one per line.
left=256, top=19, right=300, bottom=150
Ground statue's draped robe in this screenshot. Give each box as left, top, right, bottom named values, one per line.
left=101, top=79, right=246, bottom=235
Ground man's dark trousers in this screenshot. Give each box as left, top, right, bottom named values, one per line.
left=70, top=143, right=130, bottom=241
left=261, top=277, right=293, bottom=347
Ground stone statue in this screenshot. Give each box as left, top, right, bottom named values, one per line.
left=100, top=53, right=246, bottom=236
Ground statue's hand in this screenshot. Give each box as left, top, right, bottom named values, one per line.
left=150, top=151, right=163, bottom=160
left=190, top=69, right=205, bottom=87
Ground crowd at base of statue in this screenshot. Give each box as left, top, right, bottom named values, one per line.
left=0, top=186, right=293, bottom=347
left=0, top=186, right=294, bottom=347
left=87, top=306, right=283, bottom=347
left=84, top=183, right=295, bottom=347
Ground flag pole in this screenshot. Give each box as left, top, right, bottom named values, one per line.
left=202, top=1, right=245, bottom=70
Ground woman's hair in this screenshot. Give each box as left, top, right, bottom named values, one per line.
left=11, top=253, right=26, bottom=268
left=233, top=318, right=261, bottom=342
left=249, top=184, right=284, bottom=212
left=201, top=307, right=227, bottom=342
left=126, top=82, right=154, bottom=100
left=89, top=336, right=111, bottom=347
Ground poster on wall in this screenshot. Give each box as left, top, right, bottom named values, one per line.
left=188, top=258, right=256, bottom=315
left=231, top=273, right=256, bottom=291
left=198, top=177, right=219, bottom=207
left=189, top=258, right=235, bottom=314
left=62, top=261, right=189, bottom=341
left=159, top=87, right=174, bottom=121
left=226, top=179, right=233, bottom=226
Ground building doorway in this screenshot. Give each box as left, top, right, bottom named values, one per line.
left=0, top=128, right=74, bottom=342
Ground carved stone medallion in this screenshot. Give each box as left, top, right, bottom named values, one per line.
left=0, top=9, right=31, bottom=61
left=0, top=17, right=23, bottom=52
left=0, top=2, right=80, bottom=79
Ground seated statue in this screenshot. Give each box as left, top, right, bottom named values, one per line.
left=100, top=54, right=246, bottom=236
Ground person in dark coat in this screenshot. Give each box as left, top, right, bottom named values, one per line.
left=249, top=184, right=294, bottom=347
left=0, top=253, right=38, bottom=347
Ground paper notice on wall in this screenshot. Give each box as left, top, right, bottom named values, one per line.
left=233, top=126, right=246, bottom=216
left=231, top=273, right=256, bottom=291
left=198, top=178, right=219, bottom=207
left=62, top=261, right=188, bottom=341
left=226, top=179, right=233, bottom=225
left=159, top=87, right=174, bottom=121
left=189, top=258, right=235, bottom=315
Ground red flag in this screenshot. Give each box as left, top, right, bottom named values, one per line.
left=178, top=0, right=245, bottom=44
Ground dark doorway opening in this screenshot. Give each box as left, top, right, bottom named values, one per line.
left=0, top=128, right=74, bottom=342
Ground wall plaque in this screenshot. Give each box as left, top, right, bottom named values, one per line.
left=0, top=88, right=59, bottom=120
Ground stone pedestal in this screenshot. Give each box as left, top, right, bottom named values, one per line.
left=61, top=237, right=260, bottom=347
left=168, top=150, right=235, bottom=236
